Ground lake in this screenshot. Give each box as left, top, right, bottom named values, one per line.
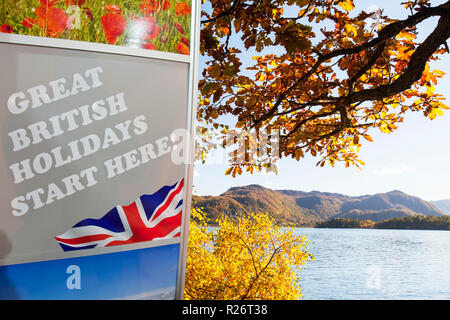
left=295, top=228, right=450, bottom=300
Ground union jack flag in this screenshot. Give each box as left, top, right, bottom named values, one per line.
left=55, top=178, right=184, bottom=251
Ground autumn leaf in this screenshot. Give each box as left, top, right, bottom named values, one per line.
left=337, top=0, right=355, bottom=11
left=344, top=23, right=358, bottom=37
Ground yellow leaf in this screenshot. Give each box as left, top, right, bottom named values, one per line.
left=272, top=8, right=283, bottom=18
left=425, top=84, right=435, bottom=96
left=379, top=125, right=390, bottom=134
left=338, top=0, right=355, bottom=11
left=428, top=110, right=437, bottom=120
left=363, top=135, right=373, bottom=142
left=258, top=72, right=266, bottom=82
left=398, top=31, right=416, bottom=41
left=344, top=23, right=357, bottom=37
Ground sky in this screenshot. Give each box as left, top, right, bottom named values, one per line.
left=192, top=0, right=450, bottom=201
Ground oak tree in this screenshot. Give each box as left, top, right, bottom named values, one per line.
left=197, top=0, right=450, bottom=175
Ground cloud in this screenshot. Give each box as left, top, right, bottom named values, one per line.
left=366, top=5, right=380, bottom=13
left=372, top=165, right=417, bottom=176
left=263, top=181, right=283, bottom=189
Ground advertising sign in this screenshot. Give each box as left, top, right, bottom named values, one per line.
left=0, top=0, right=199, bottom=300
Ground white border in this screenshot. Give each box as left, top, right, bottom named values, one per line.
left=175, top=0, right=201, bottom=300
left=0, top=33, right=190, bottom=63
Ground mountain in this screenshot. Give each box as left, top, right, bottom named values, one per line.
left=192, top=185, right=315, bottom=225
left=430, top=200, right=450, bottom=215
left=192, top=185, right=444, bottom=226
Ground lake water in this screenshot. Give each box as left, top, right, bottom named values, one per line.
left=295, top=228, right=450, bottom=300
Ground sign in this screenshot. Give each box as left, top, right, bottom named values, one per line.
left=0, top=0, right=199, bottom=300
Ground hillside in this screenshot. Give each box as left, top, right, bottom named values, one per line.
left=192, top=185, right=444, bottom=226
left=374, top=215, right=450, bottom=230
left=431, top=200, right=450, bottom=215
left=315, top=216, right=450, bottom=230
left=316, top=218, right=375, bottom=229
left=192, top=185, right=317, bottom=225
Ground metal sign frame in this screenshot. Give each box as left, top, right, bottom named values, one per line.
left=175, top=0, right=201, bottom=300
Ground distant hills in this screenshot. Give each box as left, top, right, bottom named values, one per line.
left=192, top=185, right=445, bottom=226
left=430, top=200, right=450, bottom=215
left=316, top=216, right=450, bottom=230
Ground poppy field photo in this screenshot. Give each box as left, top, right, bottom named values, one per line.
left=0, top=0, right=191, bottom=55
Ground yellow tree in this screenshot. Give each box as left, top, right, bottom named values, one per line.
left=198, top=0, right=450, bottom=174
left=184, top=208, right=313, bottom=300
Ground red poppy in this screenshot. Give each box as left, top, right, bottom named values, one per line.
left=101, top=13, right=127, bottom=44
left=22, top=18, right=34, bottom=28
left=176, top=40, right=189, bottom=55
left=174, top=22, right=185, bottom=35
left=35, top=6, right=69, bottom=37
left=175, top=2, right=191, bottom=16
left=180, top=36, right=189, bottom=47
left=0, top=24, right=13, bottom=33
left=140, top=0, right=171, bottom=15
left=140, top=0, right=159, bottom=15
left=142, top=41, right=156, bottom=50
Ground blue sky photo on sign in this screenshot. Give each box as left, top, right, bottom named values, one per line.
left=0, top=244, right=179, bottom=300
